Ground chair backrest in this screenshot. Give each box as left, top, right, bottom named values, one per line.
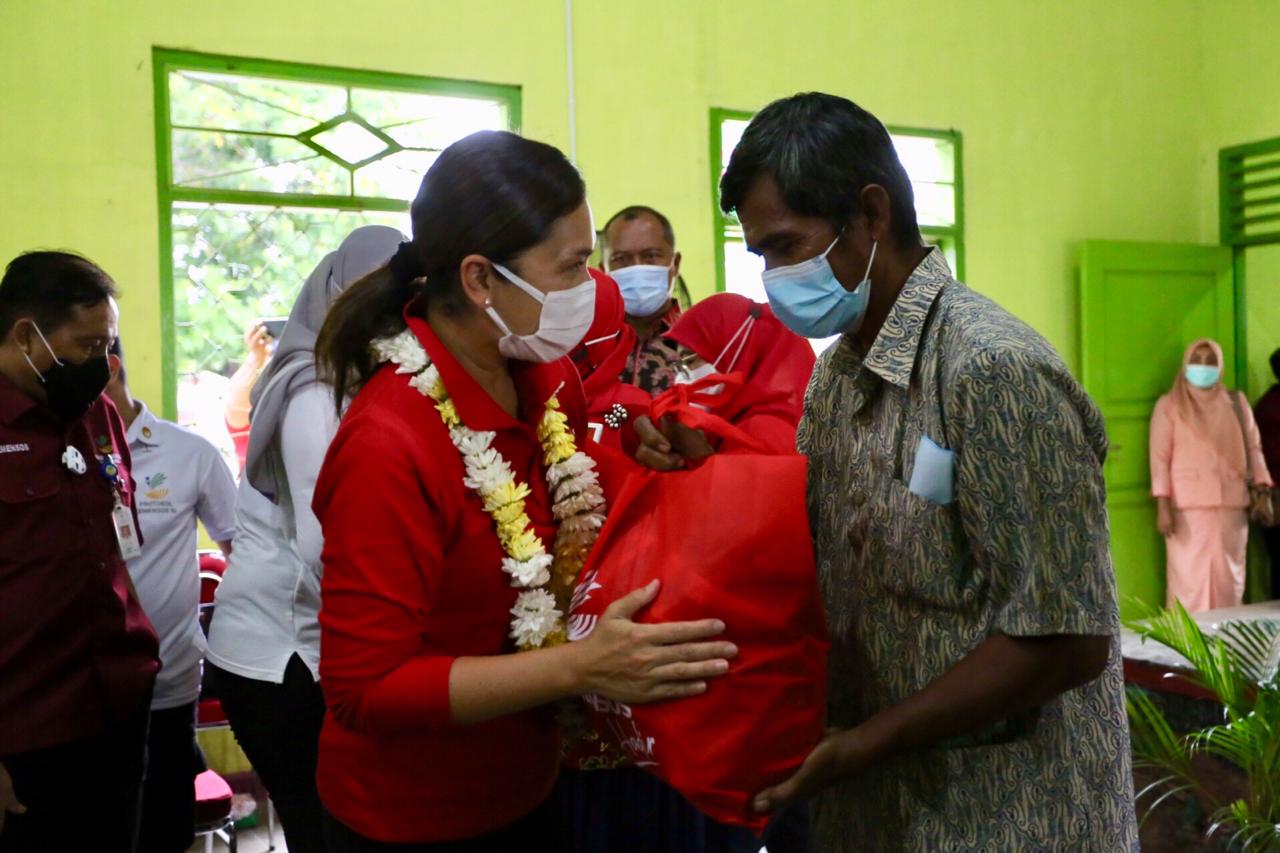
left=196, top=550, right=230, bottom=723
left=198, top=551, right=227, bottom=635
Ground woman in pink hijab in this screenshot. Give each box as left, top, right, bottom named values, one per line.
left=1150, top=338, right=1274, bottom=611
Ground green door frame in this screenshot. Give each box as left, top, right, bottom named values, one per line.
left=151, top=48, right=522, bottom=417
left=708, top=107, right=965, bottom=294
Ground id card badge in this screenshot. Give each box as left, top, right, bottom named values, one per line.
left=112, top=500, right=143, bottom=560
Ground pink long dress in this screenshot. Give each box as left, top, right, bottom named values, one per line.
left=1150, top=340, right=1273, bottom=611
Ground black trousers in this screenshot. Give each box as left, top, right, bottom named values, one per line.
left=0, top=697, right=150, bottom=853
left=323, top=797, right=567, bottom=853
left=209, top=654, right=326, bottom=853
left=138, top=702, right=203, bottom=853
left=1265, top=525, right=1280, bottom=599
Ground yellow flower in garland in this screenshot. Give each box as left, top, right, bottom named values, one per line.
left=491, top=500, right=528, bottom=527
left=436, top=398, right=460, bottom=427
left=496, top=512, right=534, bottom=548
left=538, top=399, right=578, bottom=465
left=483, top=480, right=531, bottom=513
left=506, top=527, right=545, bottom=563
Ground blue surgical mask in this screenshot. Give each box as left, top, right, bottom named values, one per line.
left=610, top=264, right=673, bottom=318
left=1185, top=364, right=1221, bottom=389
left=761, top=233, right=876, bottom=339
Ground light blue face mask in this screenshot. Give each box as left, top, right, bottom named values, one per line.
left=1185, top=364, right=1221, bottom=389
left=761, top=232, right=876, bottom=339
left=609, top=264, right=673, bottom=318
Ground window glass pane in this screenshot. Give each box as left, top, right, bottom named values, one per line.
left=172, top=129, right=350, bottom=194
left=169, top=70, right=347, bottom=135
left=352, top=89, right=505, bottom=150
left=311, top=120, right=390, bottom=166
left=172, top=202, right=409, bottom=462
left=354, top=150, right=440, bottom=200
left=914, top=182, right=956, bottom=228
left=890, top=134, right=955, bottom=184
left=720, top=119, right=752, bottom=172
left=723, top=235, right=765, bottom=303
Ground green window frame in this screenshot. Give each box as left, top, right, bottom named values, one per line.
left=709, top=107, right=965, bottom=297
left=1219, top=135, right=1280, bottom=387
left=152, top=48, right=521, bottom=417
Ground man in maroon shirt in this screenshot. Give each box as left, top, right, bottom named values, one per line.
left=1256, top=348, right=1280, bottom=598
left=0, top=251, right=159, bottom=852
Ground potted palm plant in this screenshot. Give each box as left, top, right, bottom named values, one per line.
left=1127, top=601, right=1280, bottom=850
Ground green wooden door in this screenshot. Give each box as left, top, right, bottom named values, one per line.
left=1079, top=241, right=1236, bottom=619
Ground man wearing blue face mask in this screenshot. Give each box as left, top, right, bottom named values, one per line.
left=706, top=93, right=1136, bottom=851
left=601, top=205, right=687, bottom=394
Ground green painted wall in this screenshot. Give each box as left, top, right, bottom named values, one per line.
left=0, top=0, right=572, bottom=409
left=1, top=0, right=1217, bottom=411
left=1199, top=0, right=1280, bottom=400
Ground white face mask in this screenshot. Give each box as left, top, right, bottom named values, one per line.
left=673, top=312, right=757, bottom=392
left=609, top=263, right=673, bottom=317
left=487, top=262, right=596, bottom=363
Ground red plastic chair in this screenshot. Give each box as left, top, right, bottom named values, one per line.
left=198, top=552, right=229, bottom=727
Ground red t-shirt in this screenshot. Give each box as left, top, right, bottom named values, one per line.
left=0, top=375, right=159, bottom=755
left=313, top=316, right=589, bottom=843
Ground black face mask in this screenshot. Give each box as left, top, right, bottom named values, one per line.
left=22, top=323, right=111, bottom=422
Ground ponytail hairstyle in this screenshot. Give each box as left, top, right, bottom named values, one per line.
left=316, top=130, right=586, bottom=407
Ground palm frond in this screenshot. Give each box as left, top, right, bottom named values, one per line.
left=1126, top=600, right=1254, bottom=717
left=1217, top=619, right=1280, bottom=687
left=1127, top=687, right=1194, bottom=779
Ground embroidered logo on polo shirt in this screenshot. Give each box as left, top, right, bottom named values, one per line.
left=0, top=443, right=31, bottom=454
left=144, top=472, right=170, bottom=500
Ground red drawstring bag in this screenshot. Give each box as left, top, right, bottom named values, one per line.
left=572, top=377, right=829, bottom=832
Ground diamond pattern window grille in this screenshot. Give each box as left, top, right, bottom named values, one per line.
left=155, top=50, right=519, bottom=423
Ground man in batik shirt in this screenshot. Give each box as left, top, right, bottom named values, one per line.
left=600, top=205, right=686, bottom=394
left=651, top=92, right=1138, bottom=852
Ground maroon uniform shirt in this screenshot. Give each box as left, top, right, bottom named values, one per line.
left=0, top=372, right=159, bottom=755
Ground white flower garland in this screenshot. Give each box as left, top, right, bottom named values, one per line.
left=372, top=329, right=607, bottom=649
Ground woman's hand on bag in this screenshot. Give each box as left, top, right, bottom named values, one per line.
left=570, top=579, right=736, bottom=704
left=634, top=416, right=715, bottom=471
left=753, top=726, right=883, bottom=814
left=1156, top=498, right=1176, bottom=538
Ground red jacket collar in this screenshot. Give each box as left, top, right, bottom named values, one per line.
left=405, top=315, right=583, bottom=436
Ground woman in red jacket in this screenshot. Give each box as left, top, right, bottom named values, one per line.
left=312, top=131, right=735, bottom=852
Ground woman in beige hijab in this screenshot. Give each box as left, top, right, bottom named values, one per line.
left=1150, top=338, right=1273, bottom=611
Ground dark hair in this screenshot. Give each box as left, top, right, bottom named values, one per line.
left=719, top=92, right=921, bottom=249
left=600, top=205, right=676, bottom=250
left=316, top=130, right=586, bottom=405
left=1271, top=347, right=1280, bottom=382
left=0, top=251, right=117, bottom=339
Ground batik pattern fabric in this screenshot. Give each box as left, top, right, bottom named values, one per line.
left=621, top=302, right=684, bottom=394
left=798, top=249, right=1137, bottom=852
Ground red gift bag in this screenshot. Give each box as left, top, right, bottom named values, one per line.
left=572, top=389, right=829, bottom=831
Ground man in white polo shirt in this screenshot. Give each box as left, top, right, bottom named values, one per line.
left=106, top=338, right=237, bottom=853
